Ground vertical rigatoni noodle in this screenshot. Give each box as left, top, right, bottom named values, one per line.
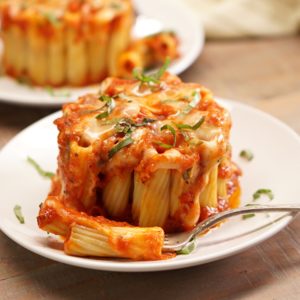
left=132, top=171, right=145, bottom=222
left=2, top=28, right=14, bottom=75
left=199, top=164, right=219, bottom=207
left=170, top=166, right=201, bottom=228
left=66, top=26, right=88, bottom=86
left=10, top=25, right=26, bottom=77
left=169, top=170, right=185, bottom=217
left=67, top=142, right=96, bottom=209
left=27, top=24, right=48, bottom=85
left=87, top=19, right=110, bottom=83
left=107, top=11, right=133, bottom=76
left=136, top=169, right=170, bottom=227
left=48, top=25, right=66, bottom=86
left=103, top=172, right=132, bottom=218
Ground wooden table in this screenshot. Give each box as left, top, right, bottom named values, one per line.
left=0, top=37, right=300, bottom=300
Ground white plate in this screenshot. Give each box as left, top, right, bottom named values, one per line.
left=0, top=99, right=299, bottom=272
left=0, top=0, right=203, bottom=107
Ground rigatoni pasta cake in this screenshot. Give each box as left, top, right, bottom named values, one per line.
left=37, top=69, right=241, bottom=260
left=0, top=0, right=134, bottom=86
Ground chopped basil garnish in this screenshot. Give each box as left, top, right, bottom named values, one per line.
left=43, top=12, right=59, bottom=26
left=17, top=76, right=32, bottom=86
left=240, top=149, right=254, bottom=161
left=115, top=118, right=135, bottom=134
left=182, top=90, right=201, bottom=114
left=96, top=111, right=109, bottom=120
left=114, top=118, right=156, bottom=134
left=155, top=142, right=173, bottom=149
left=14, top=205, right=25, bottom=224
left=175, top=116, right=205, bottom=131
left=96, top=95, right=115, bottom=119
left=27, top=157, right=54, bottom=179
left=176, top=239, right=196, bottom=255
left=253, top=189, right=274, bottom=201
left=99, top=95, right=113, bottom=103
left=242, top=213, right=256, bottom=220
left=133, top=57, right=170, bottom=85
left=160, top=124, right=177, bottom=147
left=46, top=87, right=71, bottom=97
left=135, top=118, right=156, bottom=126
left=108, top=137, right=134, bottom=158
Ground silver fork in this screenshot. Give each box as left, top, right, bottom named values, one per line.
left=163, top=204, right=300, bottom=252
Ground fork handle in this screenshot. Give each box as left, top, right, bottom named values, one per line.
left=191, top=204, right=300, bottom=239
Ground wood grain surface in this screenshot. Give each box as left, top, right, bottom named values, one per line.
left=0, top=37, right=300, bottom=300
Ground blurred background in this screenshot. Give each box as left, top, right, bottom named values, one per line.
left=184, top=0, right=300, bottom=39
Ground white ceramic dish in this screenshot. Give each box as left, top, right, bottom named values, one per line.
left=0, top=0, right=203, bottom=107
left=0, top=99, right=299, bottom=272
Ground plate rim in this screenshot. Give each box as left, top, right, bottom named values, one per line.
left=0, top=99, right=299, bottom=272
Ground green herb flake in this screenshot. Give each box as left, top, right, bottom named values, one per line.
left=175, top=116, right=205, bottom=131
left=155, top=142, right=173, bottom=149
left=43, top=12, right=59, bottom=26
left=14, top=205, right=25, bottom=224
left=96, top=95, right=115, bottom=120
left=240, top=149, right=254, bottom=161
left=182, top=90, right=201, bottom=114
left=242, top=213, right=256, bottom=220
left=114, top=118, right=134, bottom=134
left=133, top=57, right=170, bottom=86
left=110, top=2, right=122, bottom=10
left=176, top=240, right=196, bottom=255
left=17, top=76, right=32, bottom=86
left=46, top=87, right=71, bottom=97
left=99, top=95, right=113, bottom=103
left=160, top=124, right=176, bottom=146
left=108, top=137, right=134, bottom=158
left=253, top=189, right=274, bottom=201
left=27, top=157, right=54, bottom=179
left=96, top=111, right=109, bottom=120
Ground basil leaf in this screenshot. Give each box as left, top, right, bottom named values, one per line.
left=46, top=87, right=70, bottom=97
left=175, top=116, right=205, bottom=131
left=176, top=240, right=196, bottom=255
left=161, top=124, right=176, bottom=146
left=140, top=118, right=156, bottom=125
left=96, top=95, right=115, bottom=119
left=133, top=57, right=170, bottom=85
left=191, top=116, right=205, bottom=130
left=27, top=157, right=54, bottom=179
left=96, top=111, right=109, bottom=120
left=99, top=95, right=113, bottom=103
left=109, top=137, right=134, bottom=158
left=182, top=90, right=201, bottom=114
left=242, top=213, right=256, bottom=220
left=153, top=57, right=171, bottom=80
left=155, top=142, right=173, bottom=149
left=240, top=149, right=254, bottom=161
left=43, top=12, right=59, bottom=26
left=253, top=189, right=274, bottom=201
left=114, top=118, right=134, bottom=134
left=14, top=205, right=25, bottom=224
